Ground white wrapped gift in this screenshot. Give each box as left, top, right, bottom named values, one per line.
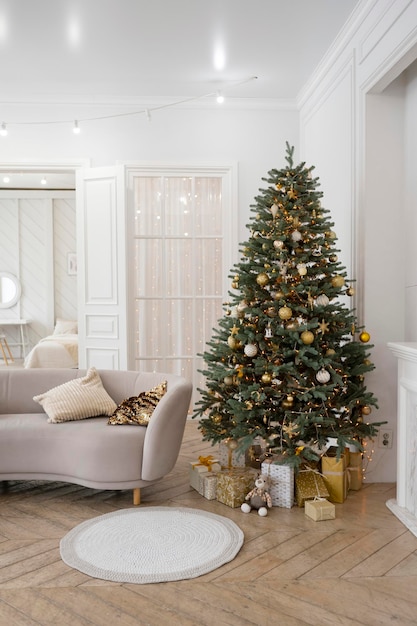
left=261, top=456, right=294, bottom=509
left=199, top=473, right=218, bottom=500
left=218, top=442, right=247, bottom=468
left=189, top=455, right=221, bottom=492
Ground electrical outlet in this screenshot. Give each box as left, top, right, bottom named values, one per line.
left=378, top=428, right=393, bottom=449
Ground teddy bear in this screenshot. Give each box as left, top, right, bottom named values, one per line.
left=241, top=473, right=272, bottom=516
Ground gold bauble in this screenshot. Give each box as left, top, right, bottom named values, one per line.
left=211, top=413, right=222, bottom=424
left=278, top=305, right=292, bottom=320
left=231, top=282, right=238, bottom=289
left=361, top=405, right=372, bottom=415
left=331, top=275, right=345, bottom=288
left=227, top=336, right=238, bottom=349
left=261, top=372, right=272, bottom=384
left=256, top=272, right=269, bottom=287
left=282, top=394, right=294, bottom=409
left=286, top=320, right=299, bottom=331
left=359, top=331, right=370, bottom=343
left=267, top=306, right=277, bottom=317
left=346, top=287, right=355, bottom=296
left=273, top=289, right=285, bottom=300
left=329, top=254, right=338, bottom=262
left=300, top=330, right=315, bottom=345
left=223, top=376, right=234, bottom=385
left=273, top=240, right=284, bottom=250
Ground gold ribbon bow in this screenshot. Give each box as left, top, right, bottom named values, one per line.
left=198, top=455, right=216, bottom=471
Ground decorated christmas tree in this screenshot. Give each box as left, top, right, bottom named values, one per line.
left=194, top=143, right=382, bottom=468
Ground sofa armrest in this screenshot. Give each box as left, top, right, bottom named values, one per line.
left=141, top=378, right=192, bottom=481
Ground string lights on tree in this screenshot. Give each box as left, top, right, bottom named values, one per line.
left=193, top=143, right=384, bottom=468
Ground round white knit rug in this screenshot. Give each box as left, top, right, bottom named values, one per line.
left=60, top=506, right=244, bottom=584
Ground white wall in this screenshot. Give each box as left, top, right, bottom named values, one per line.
left=0, top=104, right=299, bottom=247
left=404, top=59, right=417, bottom=340
left=299, top=0, right=417, bottom=482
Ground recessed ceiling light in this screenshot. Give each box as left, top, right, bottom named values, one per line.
left=3, top=176, right=10, bottom=183
left=40, top=177, right=47, bottom=185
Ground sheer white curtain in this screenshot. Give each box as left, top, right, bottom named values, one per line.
left=130, top=172, right=226, bottom=409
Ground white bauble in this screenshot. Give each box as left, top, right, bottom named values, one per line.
left=316, top=368, right=331, bottom=384
left=244, top=343, right=258, bottom=358
left=316, top=294, right=329, bottom=307
left=270, top=203, right=279, bottom=218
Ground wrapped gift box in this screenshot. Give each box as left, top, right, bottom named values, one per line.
left=305, top=498, right=336, bottom=521
left=218, top=442, right=247, bottom=468
left=216, top=467, right=257, bottom=508
left=246, top=443, right=264, bottom=469
left=189, top=456, right=221, bottom=492
left=321, top=450, right=348, bottom=503
left=347, top=451, right=363, bottom=491
left=199, top=473, right=218, bottom=500
left=295, top=467, right=329, bottom=507
left=261, top=456, right=294, bottom=508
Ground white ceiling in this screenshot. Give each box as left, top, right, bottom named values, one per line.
left=0, top=0, right=360, bottom=189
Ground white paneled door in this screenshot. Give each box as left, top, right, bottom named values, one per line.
left=77, top=164, right=237, bottom=410
left=76, top=166, right=128, bottom=370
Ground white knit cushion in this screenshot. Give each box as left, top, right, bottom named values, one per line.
left=34, top=367, right=117, bottom=423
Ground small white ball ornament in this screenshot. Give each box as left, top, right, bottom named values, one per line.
left=291, top=229, right=302, bottom=242
left=316, top=294, right=330, bottom=307
left=316, top=368, right=331, bottom=384
left=244, top=343, right=258, bottom=357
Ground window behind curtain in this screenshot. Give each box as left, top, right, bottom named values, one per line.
left=129, top=168, right=234, bottom=411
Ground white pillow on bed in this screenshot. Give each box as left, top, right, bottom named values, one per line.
left=53, top=318, right=78, bottom=335
left=33, top=367, right=116, bottom=423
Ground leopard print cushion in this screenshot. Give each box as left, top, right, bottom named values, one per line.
left=108, top=381, right=167, bottom=426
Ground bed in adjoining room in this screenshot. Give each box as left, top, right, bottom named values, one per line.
left=24, top=319, right=78, bottom=369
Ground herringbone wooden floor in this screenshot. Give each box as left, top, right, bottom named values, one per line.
left=1, top=420, right=417, bottom=626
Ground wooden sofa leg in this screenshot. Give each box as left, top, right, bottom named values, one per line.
left=133, top=488, right=141, bottom=505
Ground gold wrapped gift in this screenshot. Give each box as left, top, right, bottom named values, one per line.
left=347, top=451, right=363, bottom=491
left=295, top=467, right=329, bottom=507
left=216, top=468, right=257, bottom=508
left=321, top=452, right=348, bottom=503
left=305, top=498, right=336, bottom=521
left=189, top=455, right=221, bottom=492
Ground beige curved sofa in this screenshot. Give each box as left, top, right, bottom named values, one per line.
left=0, top=368, right=192, bottom=504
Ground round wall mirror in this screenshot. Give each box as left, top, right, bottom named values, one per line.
left=0, top=272, right=21, bottom=308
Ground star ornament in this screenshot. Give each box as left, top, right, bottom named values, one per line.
left=287, top=186, right=298, bottom=200
left=283, top=422, right=300, bottom=437
left=318, top=319, right=330, bottom=334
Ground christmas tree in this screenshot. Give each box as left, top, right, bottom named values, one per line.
left=194, top=143, right=382, bottom=468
